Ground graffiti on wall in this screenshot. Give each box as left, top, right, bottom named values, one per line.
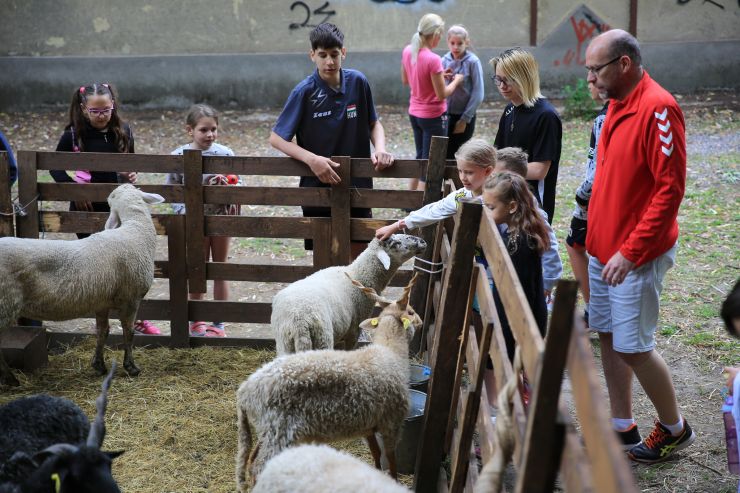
left=289, top=1, right=336, bottom=30
left=552, top=9, right=609, bottom=67
left=677, top=0, right=730, bottom=8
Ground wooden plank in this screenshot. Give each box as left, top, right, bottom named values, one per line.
left=416, top=219, right=446, bottom=355
left=559, top=416, right=596, bottom=493
left=47, top=331, right=276, bottom=350
left=203, top=185, right=329, bottom=207
left=312, top=218, right=333, bottom=270
left=203, top=155, right=314, bottom=177
left=39, top=211, right=172, bottom=235
left=0, top=152, right=12, bottom=237
left=38, top=182, right=184, bottom=202
left=189, top=300, right=272, bottom=324
left=351, top=159, right=425, bottom=179
left=477, top=212, right=544, bottom=382
left=567, top=318, right=638, bottom=493
left=183, top=149, right=206, bottom=294
left=16, top=151, right=39, bottom=238
left=414, top=201, right=480, bottom=493
left=450, top=270, right=495, bottom=493
left=515, top=281, right=579, bottom=493
left=445, top=265, right=480, bottom=455
left=330, top=156, right=351, bottom=265
left=167, top=215, right=189, bottom=348
left=36, top=151, right=182, bottom=172
left=409, top=135, right=448, bottom=320
left=204, top=215, right=318, bottom=238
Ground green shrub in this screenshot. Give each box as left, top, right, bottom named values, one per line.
left=563, top=79, right=598, bottom=119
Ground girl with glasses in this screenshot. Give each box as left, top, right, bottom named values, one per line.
left=51, top=83, right=160, bottom=335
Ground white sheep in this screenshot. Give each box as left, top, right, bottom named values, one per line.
left=271, top=233, right=426, bottom=355
left=0, top=184, right=163, bottom=386
left=235, top=274, right=422, bottom=491
left=252, top=444, right=410, bottom=493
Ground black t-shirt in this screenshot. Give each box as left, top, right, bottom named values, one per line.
left=494, top=98, right=562, bottom=223
left=51, top=121, right=135, bottom=185
left=494, top=231, right=547, bottom=361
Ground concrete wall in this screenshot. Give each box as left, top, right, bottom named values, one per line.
left=2, top=1, right=739, bottom=110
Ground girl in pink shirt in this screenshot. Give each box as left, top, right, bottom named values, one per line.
left=402, top=13, right=463, bottom=191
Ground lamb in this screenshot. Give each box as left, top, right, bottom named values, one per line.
left=252, top=444, right=410, bottom=493
left=0, top=184, right=163, bottom=386
left=271, top=233, right=426, bottom=355
left=0, top=363, right=122, bottom=493
left=236, top=273, right=422, bottom=491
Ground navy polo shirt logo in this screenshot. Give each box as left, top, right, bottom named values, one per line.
left=346, top=104, right=357, bottom=119
left=310, top=88, right=328, bottom=107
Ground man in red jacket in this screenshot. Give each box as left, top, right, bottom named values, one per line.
left=585, top=29, right=695, bottom=464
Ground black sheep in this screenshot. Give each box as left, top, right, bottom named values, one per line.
left=0, top=364, right=122, bottom=492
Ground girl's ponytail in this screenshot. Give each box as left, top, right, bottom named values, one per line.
left=411, top=13, right=444, bottom=64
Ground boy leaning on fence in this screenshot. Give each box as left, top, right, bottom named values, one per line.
left=268, top=22, right=394, bottom=259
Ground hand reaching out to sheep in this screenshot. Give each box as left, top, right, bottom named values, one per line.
left=375, top=220, right=404, bottom=241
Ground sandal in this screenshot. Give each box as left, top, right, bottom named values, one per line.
left=189, top=321, right=209, bottom=337
left=204, top=323, right=226, bottom=338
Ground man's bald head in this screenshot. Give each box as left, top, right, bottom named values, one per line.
left=595, top=29, right=642, bottom=67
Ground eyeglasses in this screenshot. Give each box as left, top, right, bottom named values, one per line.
left=490, top=75, right=512, bottom=87
left=585, top=56, right=621, bottom=76
left=86, top=107, right=114, bottom=117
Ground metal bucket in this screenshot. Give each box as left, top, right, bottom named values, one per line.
left=395, top=389, right=427, bottom=475
left=409, top=363, right=431, bottom=393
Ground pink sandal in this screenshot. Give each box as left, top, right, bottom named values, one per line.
left=189, top=321, right=209, bottom=337
left=204, top=323, right=226, bottom=338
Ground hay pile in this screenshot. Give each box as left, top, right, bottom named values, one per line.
left=0, top=339, right=414, bottom=492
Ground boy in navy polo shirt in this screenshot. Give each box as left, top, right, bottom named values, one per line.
left=269, top=22, right=394, bottom=258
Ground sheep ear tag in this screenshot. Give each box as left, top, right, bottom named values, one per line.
left=401, top=317, right=411, bottom=330
left=51, top=472, right=62, bottom=493
left=377, top=250, right=391, bottom=270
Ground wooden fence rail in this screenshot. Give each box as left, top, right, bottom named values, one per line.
left=413, top=194, right=637, bottom=492
left=2, top=138, right=454, bottom=349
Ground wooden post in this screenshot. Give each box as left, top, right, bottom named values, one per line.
left=183, top=149, right=207, bottom=294
left=330, top=155, right=351, bottom=265
left=414, top=201, right=481, bottom=493
left=410, top=136, right=448, bottom=321
left=16, top=151, right=39, bottom=239
left=311, top=219, right=333, bottom=269
left=515, top=280, right=579, bottom=493
left=167, top=215, right=189, bottom=348
left=0, top=152, right=13, bottom=237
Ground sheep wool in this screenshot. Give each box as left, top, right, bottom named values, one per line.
left=271, top=234, right=426, bottom=354
left=0, top=184, right=163, bottom=385
left=252, top=444, right=410, bottom=493
left=236, top=277, right=422, bottom=490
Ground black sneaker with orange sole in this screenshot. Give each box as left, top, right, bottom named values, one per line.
left=627, top=419, right=695, bottom=464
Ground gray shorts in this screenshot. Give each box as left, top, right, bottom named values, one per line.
left=588, top=244, right=677, bottom=353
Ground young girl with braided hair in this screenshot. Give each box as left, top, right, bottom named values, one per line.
left=51, top=82, right=159, bottom=335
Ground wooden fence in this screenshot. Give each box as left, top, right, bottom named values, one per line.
left=412, top=180, right=638, bottom=492
left=0, top=139, right=455, bottom=349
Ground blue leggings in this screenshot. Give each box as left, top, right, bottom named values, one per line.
left=409, top=113, right=448, bottom=181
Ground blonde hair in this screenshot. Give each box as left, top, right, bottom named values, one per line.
left=455, top=138, right=496, bottom=169
left=411, top=13, right=444, bottom=63
left=495, top=147, right=528, bottom=177
left=484, top=171, right=549, bottom=255
left=447, top=24, right=470, bottom=46
left=489, top=48, right=543, bottom=108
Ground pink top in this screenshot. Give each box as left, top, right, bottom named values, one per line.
left=402, top=45, right=447, bottom=118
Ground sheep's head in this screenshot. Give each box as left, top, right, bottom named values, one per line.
left=105, top=184, right=164, bottom=230
left=11, top=364, right=123, bottom=493
left=348, top=273, right=423, bottom=339
left=373, top=234, right=427, bottom=271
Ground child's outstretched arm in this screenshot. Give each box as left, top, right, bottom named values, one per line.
left=369, top=121, right=394, bottom=171
left=269, top=131, right=341, bottom=185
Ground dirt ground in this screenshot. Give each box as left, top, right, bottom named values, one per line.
left=1, top=91, right=739, bottom=492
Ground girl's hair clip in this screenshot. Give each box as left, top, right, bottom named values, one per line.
left=102, top=83, right=110, bottom=88
left=79, top=86, right=86, bottom=94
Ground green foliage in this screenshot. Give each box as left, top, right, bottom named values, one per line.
left=563, top=79, right=598, bottom=120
